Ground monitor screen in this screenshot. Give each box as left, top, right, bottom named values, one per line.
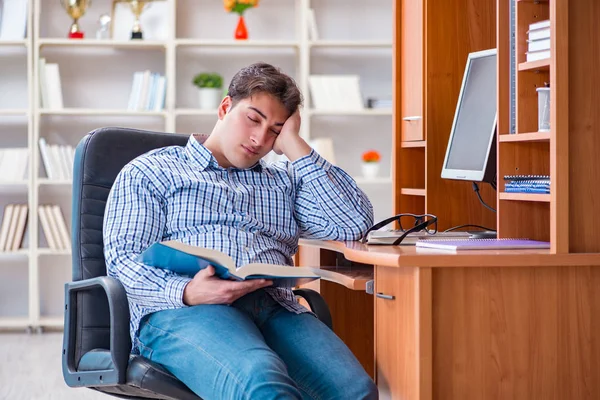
left=441, top=49, right=497, bottom=183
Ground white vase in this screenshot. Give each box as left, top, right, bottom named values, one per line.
left=198, top=88, right=222, bottom=110
left=362, top=163, right=380, bottom=179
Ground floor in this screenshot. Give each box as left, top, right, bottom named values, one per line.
left=0, top=332, right=108, bottom=400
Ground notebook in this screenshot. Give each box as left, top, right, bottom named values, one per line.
left=366, top=230, right=471, bottom=245
left=415, top=238, right=550, bottom=251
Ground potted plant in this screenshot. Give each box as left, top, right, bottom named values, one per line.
left=192, top=72, right=224, bottom=110
left=361, top=150, right=381, bottom=179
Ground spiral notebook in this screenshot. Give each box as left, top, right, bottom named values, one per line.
left=416, top=238, right=550, bottom=251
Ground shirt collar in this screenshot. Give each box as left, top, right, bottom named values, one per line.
left=184, top=134, right=264, bottom=173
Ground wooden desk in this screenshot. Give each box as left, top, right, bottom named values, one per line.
left=298, top=240, right=600, bottom=400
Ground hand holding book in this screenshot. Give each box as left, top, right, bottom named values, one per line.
left=182, top=265, right=272, bottom=306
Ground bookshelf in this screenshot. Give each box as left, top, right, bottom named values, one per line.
left=0, top=0, right=393, bottom=331
left=393, top=0, right=600, bottom=255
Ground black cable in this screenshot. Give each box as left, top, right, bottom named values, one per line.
left=472, top=182, right=496, bottom=213
left=444, top=224, right=496, bottom=233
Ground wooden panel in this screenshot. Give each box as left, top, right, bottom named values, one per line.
left=375, top=266, right=432, bottom=400
left=567, top=0, right=600, bottom=253
left=432, top=265, right=600, bottom=399
left=497, top=0, right=510, bottom=135
left=498, top=141, right=550, bottom=191
left=424, top=0, right=497, bottom=232
left=549, top=0, right=569, bottom=253
left=320, top=280, right=374, bottom=379
left=497, top=199, right=549, bottom=242
left=398, top=0, right=423, bottom=141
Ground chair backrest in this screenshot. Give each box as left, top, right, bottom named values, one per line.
left=71, top=127, right=189, bottom=361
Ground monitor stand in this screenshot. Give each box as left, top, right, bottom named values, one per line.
left=468, top=230, right=497, bottom=239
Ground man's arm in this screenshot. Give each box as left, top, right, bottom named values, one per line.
left=274, top=110, right=374, bottom=241
left=103, top=163, right=190, bottom=310
left=290, top=150, right=374, bottom=240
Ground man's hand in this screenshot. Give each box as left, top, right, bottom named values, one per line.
left=273, top=109, right=311, bottom=161
left=182, top=266, right=272, bottom=306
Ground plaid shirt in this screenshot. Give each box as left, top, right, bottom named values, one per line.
left=103, top=134, right=374, bottom=351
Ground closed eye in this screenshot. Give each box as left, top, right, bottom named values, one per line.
left=248, top=116, right=259, bottom=123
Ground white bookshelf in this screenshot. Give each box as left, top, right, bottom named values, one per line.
left=0, top=0, right=392, bottom=330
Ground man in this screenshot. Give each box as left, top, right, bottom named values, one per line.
left=104, top=62, right=378, bottom=399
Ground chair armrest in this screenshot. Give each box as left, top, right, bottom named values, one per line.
left=62, top=276, right=130, bottom=387
left=293, top=288, right=333, bottom=330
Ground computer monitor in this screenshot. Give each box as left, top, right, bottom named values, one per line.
left=441, top=48, right=497, bottom=184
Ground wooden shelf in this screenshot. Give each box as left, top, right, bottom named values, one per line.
left=37, top=179, right=72, bottom=185
left=39, top=109, right=167, bottom=116
left=400, top=188, right=426, bottom=196
left=38, top=38, right=166, bottom=49
left=518, top=59, right=550, bottom=72
left=38, top=316, right=63, bottom=327
left=517, top=0, right=548, bottom=2
left=0, top=249, right=29, bottom=259
left=314, top=265, right=373, bottom=291
left=309, top=40, right=392, bottom=48
left=499, top=192, right=551, bottom=202
left=0, top=316, right=30, bottom=328
left=0, top=40, right=27, bottom=47
left=401, top=140, right=426, bottom=148
left=0, top=180, right=28, bottom=186
left=499, top=131, right=551, bottom=142
left=37, top=248, right=71, bottom=256
left=176, top=39, right=298, bottom=48
left=0, top=109, right=28, bottom=116
left=175, top=108, right=218, bottom=117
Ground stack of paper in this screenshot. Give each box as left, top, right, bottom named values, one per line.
left=526, top=20, right=550, bottom=62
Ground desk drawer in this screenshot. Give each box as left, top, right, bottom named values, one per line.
left=375, top=266, right=430, bottom=399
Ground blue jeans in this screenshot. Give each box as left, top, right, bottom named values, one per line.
left=137, top=289, right=378, bottom=400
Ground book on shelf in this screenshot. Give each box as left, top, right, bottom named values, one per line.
left=39, top=138, right=74, bottom=180
left=0, top=204, right=28, bottom=252
left=38, top=59, right=64, bottom=109
left=139, top=240, right=321, bottom=288
left=0, top=0, right=28, bottom=40
left=306, top=8, right=319, bottom=41
left=127, top=70, right=166, bottom=111
left=0, top=148, right=28, bottom=181
left=415, top=238, right=550, bottom=251
left=526, top=49, right=550, bottom=63
left=38, top=204, right=70, bottom=251
left=527, top=38, right=550, bottom=53
left=308, top=75, right=364, bottom=111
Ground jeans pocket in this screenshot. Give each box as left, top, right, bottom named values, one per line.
left=137, top=339, right=154, bottom=360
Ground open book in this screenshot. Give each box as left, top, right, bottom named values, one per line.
left=138, top=240, right=320, bottom=288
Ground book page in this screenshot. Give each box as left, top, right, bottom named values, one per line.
left=237, top=263, right=319, bottom=279
left=161, top=240, right=235, bottom=271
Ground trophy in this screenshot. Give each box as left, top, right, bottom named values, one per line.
left=96, top=13, right=111, bottom=39
left=60, top=0, right=91, bottom=39
left=125, top=0, right=153, bottom=40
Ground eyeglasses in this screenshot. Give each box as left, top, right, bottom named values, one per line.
left=361, top=213, right=438, bottom=245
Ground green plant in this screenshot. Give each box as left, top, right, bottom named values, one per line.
left=192, top=73, right=223, bottom=89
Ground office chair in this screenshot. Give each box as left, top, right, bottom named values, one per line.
left=62, top=127, right=333, bottom=399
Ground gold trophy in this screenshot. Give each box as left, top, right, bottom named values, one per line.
left=125, top=0, right=153, bottom=40
left=60, top=0, right=91, bottom=39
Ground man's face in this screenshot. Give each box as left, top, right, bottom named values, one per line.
left=218, top=92, right=289, bottom=169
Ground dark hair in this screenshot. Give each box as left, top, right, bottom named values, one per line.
left=227, top=62, right=303, bottom=116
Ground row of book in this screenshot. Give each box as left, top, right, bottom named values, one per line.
left=127, top=70, right=167, bottom=111
left=0, top=204, right=71, bottom=252
left=0, top=148, right=28, bottom=182
left=0, top=204, right=28, bottom=252
left=0, top=0, right=27, bottom=41
left=504, top=175, right=550, bottom=194
left=38, top=204, right=71, bottom=250
left=526, top=19, right=550, bottom=62
left=39, top=138, right=75, bottom=180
